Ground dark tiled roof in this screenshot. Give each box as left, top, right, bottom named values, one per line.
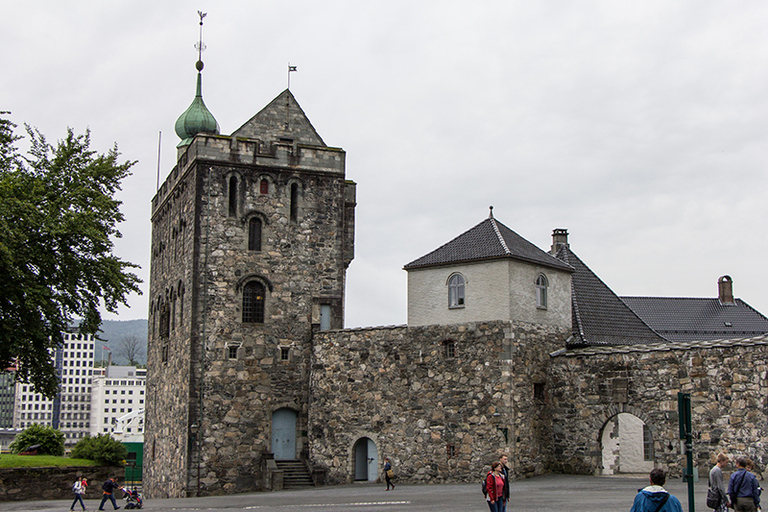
left=555, top=246, right=666, bottom=347
left=550, top=334, right=768, bottom=357
left=404, top=217, right=574, bottom=272
left=620, top=296, right=768, bottom=343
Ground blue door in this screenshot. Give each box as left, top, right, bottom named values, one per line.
left=354, top=437, right=378, bottom=481
left=272, top=408, right=297, bottom=460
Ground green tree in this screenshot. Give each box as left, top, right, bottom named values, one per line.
left=70, top=434, right=128, bottom=466
left=0, top=113, right=142, bottom=397
left=9, top=424, right=65, bottom=455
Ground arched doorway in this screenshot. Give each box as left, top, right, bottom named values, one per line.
left=353, top=437, right=378, bottom=481
left=271, top=408, right=297, bottom=460
left=601, top=413, right=654, bottom=474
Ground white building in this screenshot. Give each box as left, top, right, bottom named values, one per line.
left=404, top=214, right=573, bottom=328
left=90, top=366, right=146, bottom=436
left=12, top=332, right=95, bottom=446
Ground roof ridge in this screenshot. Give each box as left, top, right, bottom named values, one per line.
left=489, top=218, right=511, bottom=255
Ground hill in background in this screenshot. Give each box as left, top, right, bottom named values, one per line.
left=97, top=319, right=148, bottom=365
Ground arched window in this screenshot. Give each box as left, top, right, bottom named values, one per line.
left=448, top=274, right=465, bottom=308
left=535, top=274, right=548, bottom=309
left=228, top=176, right=238, bottom=217
left=290, top=183, right=299, bottom=223
left=242, top=281, right=265, bottom=323
left=260, top=179, right=269, bottom=194
left=248, top=217, right=262, bottom=251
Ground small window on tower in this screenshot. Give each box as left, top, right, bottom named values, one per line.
left=280, top=347, right=290, bottom=361
left=260, top=179, right=269, bottom=194
left=290, top=183, right=299, bottom=223
left=248, top=217, right=262, bottom=252
left=242, top=281, right=265, bottom=323
left=229, top=176, right=238, bottom=217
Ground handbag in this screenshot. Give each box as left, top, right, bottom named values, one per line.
left=386, top=469, right=394, bottom=478
left=706, top=487, right=721, bottom=509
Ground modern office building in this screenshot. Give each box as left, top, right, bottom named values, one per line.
left=90, top=366, right=146, bottom=436
left=12, top=332, right=95, bottom=447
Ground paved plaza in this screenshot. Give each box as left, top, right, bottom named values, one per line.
left=0, top=475, right=708, bottom=512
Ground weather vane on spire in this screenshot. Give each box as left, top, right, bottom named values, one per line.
left=195, top=11, right=207, bottom=72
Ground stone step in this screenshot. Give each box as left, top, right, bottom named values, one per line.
left=276, top=459, right=315, bottom=488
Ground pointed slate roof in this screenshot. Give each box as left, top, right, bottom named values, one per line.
left=620, top=296, right=768, bottom=343
left=404, top=215, right=574, bottom=272
left=231, top=89, right=326, bottom=146
left=554, top=245, right=666, bottom=347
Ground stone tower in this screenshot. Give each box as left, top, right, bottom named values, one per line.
left=144, top=26, right=355, bottom=496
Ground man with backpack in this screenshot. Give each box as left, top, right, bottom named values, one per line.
left=98, top=476, right=121, bottom=510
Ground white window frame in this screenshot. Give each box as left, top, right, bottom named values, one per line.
left=535, top=274, right=548, bottom=309
left=448, top=274, right=465, bottom=309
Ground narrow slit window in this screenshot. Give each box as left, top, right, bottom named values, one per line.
left=290, top=183, right=299, bottom=223
left=248, top=217, right=262, bottom=251
left=228, top=176, right=238, bottom=217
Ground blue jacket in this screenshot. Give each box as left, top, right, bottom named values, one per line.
left=728, top=468, right=760, bottom=507
left=630, top=486, right=683, bottom=512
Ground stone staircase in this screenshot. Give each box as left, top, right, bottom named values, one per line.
left=276, top=459, right=315, bottom=489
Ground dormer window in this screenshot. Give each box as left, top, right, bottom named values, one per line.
left=535, top=274, right=548, bottom=309
left=448, top=274, right=465, bottom=308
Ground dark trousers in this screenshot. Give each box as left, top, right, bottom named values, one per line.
left=99, top=492, right=119, bottom=510
left=487, top=499, right=505, bottom=512
left=70, top=493, right=85, bottom=510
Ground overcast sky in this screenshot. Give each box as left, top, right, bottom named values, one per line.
left=3, top=1, right=767, bottom=328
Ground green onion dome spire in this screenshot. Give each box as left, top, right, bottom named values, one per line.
left=175, top=11, right=219, bottom=148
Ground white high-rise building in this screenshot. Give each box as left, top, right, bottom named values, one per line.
left=90, top=366, right=146, bottom=436
left=13, top=332, right=95, bottom=447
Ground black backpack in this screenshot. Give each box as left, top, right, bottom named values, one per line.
left=481, top=471, right=490, bottom=496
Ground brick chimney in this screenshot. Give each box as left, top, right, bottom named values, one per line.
left=551, top=228, right=569, bottom=255
left=718, top=275, right=735, bottom=305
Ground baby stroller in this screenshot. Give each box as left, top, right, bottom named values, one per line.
left=121, top=487, right=143, bottom=509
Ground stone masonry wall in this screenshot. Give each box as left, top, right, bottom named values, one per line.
left=549, top=336, right=768, bottom=478
left=309, top=320, right=570, bottom=485
left=147, top=124, right=353, bottom=497
left=0, top=466, right=121, bottom=501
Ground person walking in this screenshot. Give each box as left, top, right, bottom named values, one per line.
left=709, top=453, right=730, bottom=511
left=98, top=476, right=121, bottom=511
left=629, top=468, right=683, bottom=512
left=383, top=457, right=395, bottom=491
left=498, top=454, right=510, bottom=512
left=70, top=477, right=87, bottom=511
left=485, top=462, right=506, bottom=512
left=729, top=456, right=761, bottom=512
